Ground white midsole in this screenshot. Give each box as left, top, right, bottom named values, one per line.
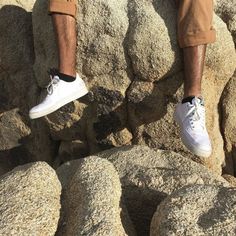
left=173, top=111, right=211, bottom=158
left=30, top=85, right=88, bottom=119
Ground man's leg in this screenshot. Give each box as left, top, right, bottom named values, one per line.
left=183, top=45, right=206, bottom=98
left=52, top=14, right=76, bottom=77
left=178, top=0, right=215, bottom=98
left=49, top=0, right=77, bottom=77
left=29, top=0, right=88, bottom=119
left=174, top=0, right=216, bottom=158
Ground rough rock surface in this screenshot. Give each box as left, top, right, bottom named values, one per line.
left=1, top=1, right=235, bottom=233
left=97, top=145, right=230, bottom=235
left=221, top=74, right=236, bottom=175
left=57, top=145, right=229, bottom=236
left=150, top=185, right=236, bottom=236
left=223, top=174, right=236, bottom=187
left=0, top=0, right=35, bottom=11
left=0, top=162, right=61, bottom=235
left=128, top=14, right=236, bottom=175
left=0, top=0, right=57, bottom=174
left=0, top=0, right=236, bottom=176
left=32, top=0, right=131, bottom=155
left=57, top=158, right=135, bottom=236
left=31, top=0, right=236, bottom=175
left=0, top=109, right=30, bottom=150
left=215, top=0, right=236, bottom=44
left=54, top=139, right=89, bottom=168
left=127, top=0, right=182, bottom=81
left=56, top=157, right=136, bottom=236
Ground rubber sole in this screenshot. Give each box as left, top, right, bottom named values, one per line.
left=29, top=84, right=88, bottom=119
left=173, top=111, right=212, bottom=158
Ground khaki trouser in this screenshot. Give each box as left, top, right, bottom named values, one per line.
left=48, top=0, right=216, bottom=48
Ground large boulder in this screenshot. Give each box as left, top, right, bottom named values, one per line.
left=57, top=145, right=229, bottom=236
left=0, top=0, right=36, bottom=118
left=97, top=145, right=230, bottom=235
left=150, top=185, right=236, bottom=236
left=221, top=74, right=236, bottom=175
left=0, top=162, right=61, bottom=235
left=0, top=1, right=57, bottom=172
left=215, top=0, right=236, bottom=175
left=0, top=1, right=35, bottom=74
left=56, top=157, right=136, bottom=236
left=127, top=0, right=182, bottom=81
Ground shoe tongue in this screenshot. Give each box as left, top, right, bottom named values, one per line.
left=192, top=97, right=204, bottom=106
left=53, top=75, right=60, bottom=80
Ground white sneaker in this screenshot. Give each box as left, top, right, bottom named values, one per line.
left=174, top=97, right=212, bottom=158
left=29, top=72, right=88, bottom=119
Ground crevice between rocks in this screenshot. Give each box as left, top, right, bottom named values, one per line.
left=123, top=0, right=140, bottom=141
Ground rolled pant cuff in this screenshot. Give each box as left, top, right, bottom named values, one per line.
left=49, top=0, right=77, bottom=17
left=179, top=29, right=216, bottom=48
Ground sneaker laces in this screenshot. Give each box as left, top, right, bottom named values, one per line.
left=187, top=98, right=205, bottom=130
left=46, top=69, right=60, bottom=95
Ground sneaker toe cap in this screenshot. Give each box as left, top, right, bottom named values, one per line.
left=183, top=131, right=212, bottom=157
left=29, top=105, right=40, bottom=114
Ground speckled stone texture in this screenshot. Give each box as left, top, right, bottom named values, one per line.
left=221, top=74, right=236, bottom=175
left=150, top=185, right=236, bottom=236
left=0, top=0, right=57, bottom=175
left=56, top=156, right=136, bottom=236
left=215, top=0, right=236, bottom=44
left=97, top=145, right=230, bottom=235
left=57, top=145, right=229, bottom=236
left=223, top=174, right=236, bottom=187
left=0, top=0, right=236, bottom=177
left=0, top=162, right=61, bottom=235
left=30, top=0, right=236, bottom=175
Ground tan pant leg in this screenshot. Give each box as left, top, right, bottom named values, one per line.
left=177, top=0, right=216, bottom=48
left=49, top=0, right=77, bottom=18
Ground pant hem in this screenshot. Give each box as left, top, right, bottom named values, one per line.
left=179, top=29, right=216, bottom=48
left=49, top=0, right=77, bottom=17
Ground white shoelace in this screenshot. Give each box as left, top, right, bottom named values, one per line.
left=46, top=75, right=60, bottom=95
left=187, top=98, right=205, bottom=130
